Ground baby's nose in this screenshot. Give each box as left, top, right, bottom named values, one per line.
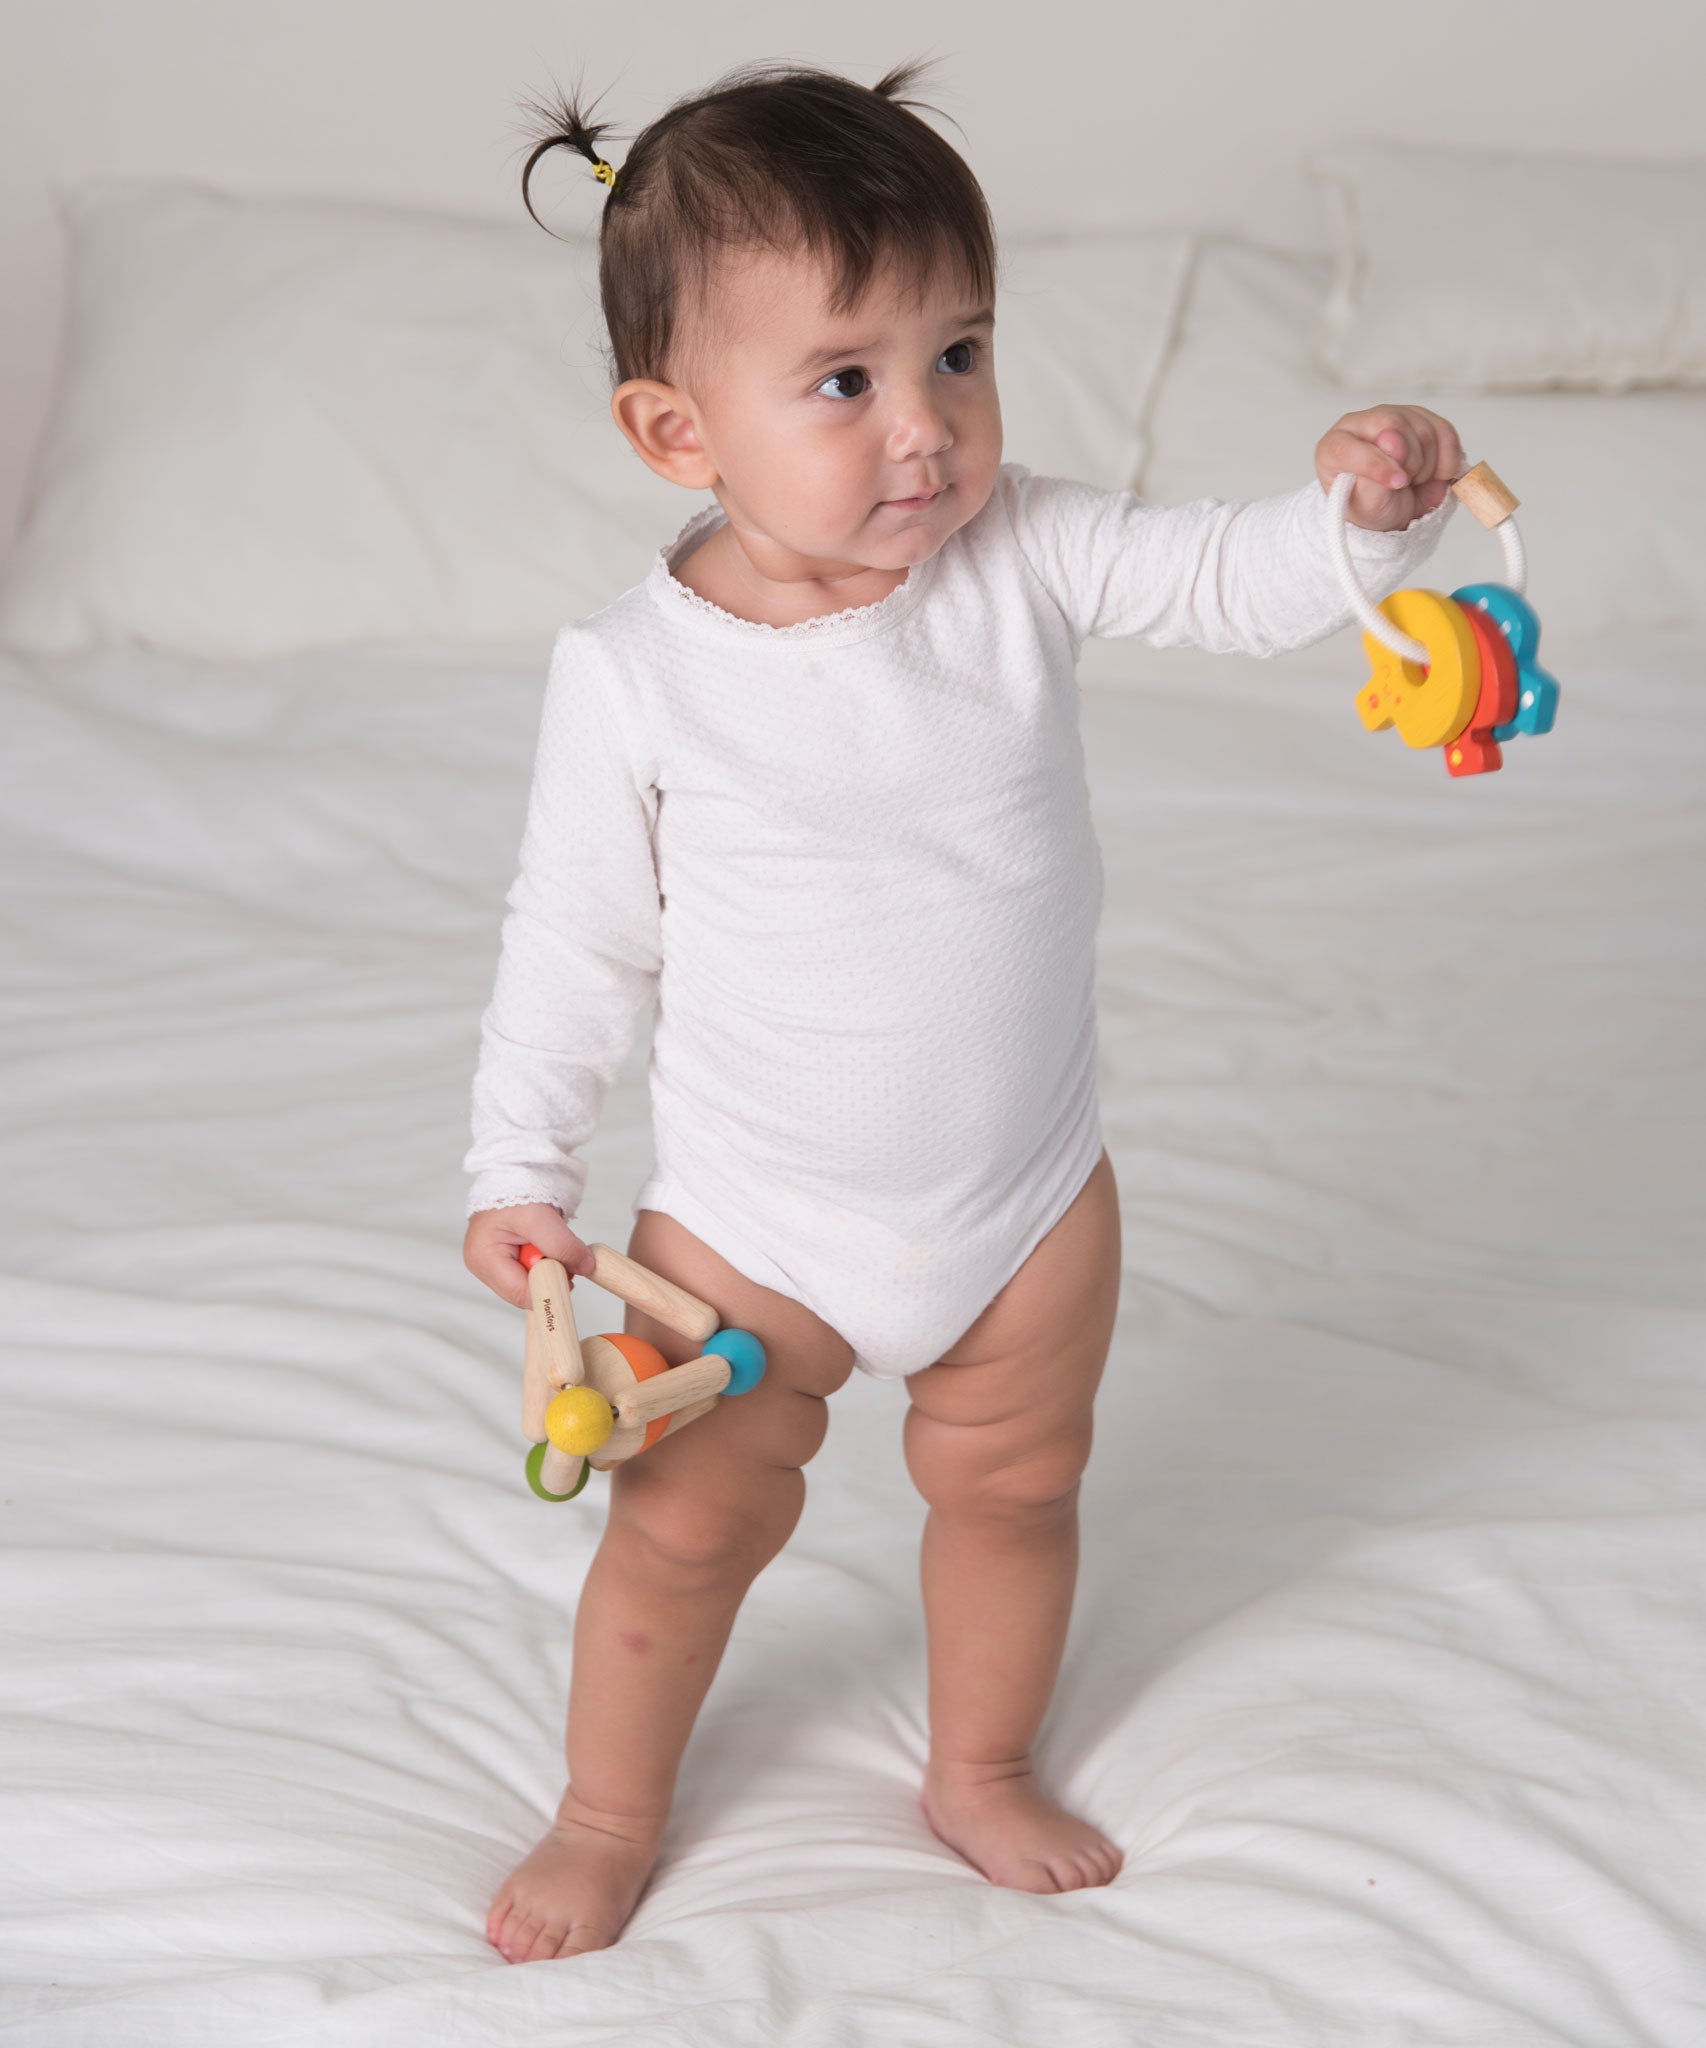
left=888, top=402, right=954, bottom=460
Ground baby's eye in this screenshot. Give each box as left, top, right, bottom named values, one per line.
left=814, top=366, right=870, bottom=402
left=939, top=338, right=981, bottom=374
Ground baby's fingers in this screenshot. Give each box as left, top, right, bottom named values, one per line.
left=1368, top=408, right=1434, bottom=482
left=465, top=1230, right=534, bottom=1308
left=515, top=1208, right=597, bottom=1280
left=1384, top=405, right=1466, bottom=482
left=465, top=1203, right=593, bottom=1309
left=1365, top=405, right=1465, bottom=483
left=1318, top=423, right=1410, bottom=496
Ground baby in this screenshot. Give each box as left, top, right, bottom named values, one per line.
left=463, top=58, right=1463, bottom=1963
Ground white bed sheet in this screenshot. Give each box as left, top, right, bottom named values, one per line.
left=2, top=622, right=1703, bottom=2045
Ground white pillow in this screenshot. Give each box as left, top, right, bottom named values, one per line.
left=0, top=178, right=1194, bottom=659
left=1136, top=235, right=1706, bottom=636
left=995, top=228, right=1196, bottom=505
left=1309, top=142, right=1706, bottom=392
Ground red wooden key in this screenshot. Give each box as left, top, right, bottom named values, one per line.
left=1442, top=599, right=1520, bottom=778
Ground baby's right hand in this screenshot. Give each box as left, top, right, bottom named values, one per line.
left=464, top=1202, right=598, bottom=1310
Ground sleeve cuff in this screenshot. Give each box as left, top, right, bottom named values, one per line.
left=1341, top=484, right=1458, bottom=557
left=465, top=1173, right=582, bottom=1223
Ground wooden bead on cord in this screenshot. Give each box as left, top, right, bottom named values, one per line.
left=1450, top=461, right=1520, bottom=529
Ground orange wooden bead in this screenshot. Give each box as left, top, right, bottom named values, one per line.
left=595, top=1332, right=674, bottom=1453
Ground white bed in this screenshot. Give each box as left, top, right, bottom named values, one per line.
left=3, top=170, right=1705, bottom=2045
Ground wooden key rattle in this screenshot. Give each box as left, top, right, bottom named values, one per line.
left=1324, top=459, right=1560, bottom=778
left=516, top=1241, right=766, bottom=1502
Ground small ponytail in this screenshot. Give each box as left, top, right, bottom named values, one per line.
left=515, top=77, right=623, bottom=234
left=512, top=58, right=996, bottom=393
left=868, top=57, right=954, bottom=124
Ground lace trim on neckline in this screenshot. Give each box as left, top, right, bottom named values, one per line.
left=650, top=505, right=931, bottom=639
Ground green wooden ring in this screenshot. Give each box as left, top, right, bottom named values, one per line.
left=525, top=1441, right=592, bottom=1502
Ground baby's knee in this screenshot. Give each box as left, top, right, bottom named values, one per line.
left=907, top=1411, right=1092, bottom=1524
left=617, top=1462, right=806, bottom=1586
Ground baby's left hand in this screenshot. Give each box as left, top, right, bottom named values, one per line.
left=1316, top=405, right=1466, bottom=532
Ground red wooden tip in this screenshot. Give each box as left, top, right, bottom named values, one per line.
left=518, top=1243, right=542, bottom=1270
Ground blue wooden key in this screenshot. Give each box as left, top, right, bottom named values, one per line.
left=1451, top=583, right=1560, bottom=742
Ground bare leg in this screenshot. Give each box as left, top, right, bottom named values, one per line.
left=902, top=1148, right=1125, bottom=1892
left=488, top=1211, right=854, bottom=1962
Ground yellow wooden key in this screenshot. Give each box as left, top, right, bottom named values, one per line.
left=1356, top=589, right=1481, bottom=751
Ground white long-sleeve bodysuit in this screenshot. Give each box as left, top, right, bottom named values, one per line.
left=466, top=463, right=1455, bottom=1378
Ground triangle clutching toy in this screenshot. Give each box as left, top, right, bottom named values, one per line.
left=1325, top=460, right=1560, bottom=777
left=515, top=1242, right=767, bottom=1503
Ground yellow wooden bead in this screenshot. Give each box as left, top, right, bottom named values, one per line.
left=545, top=1384, right=615, bottom=1456
left=1356, top=589, right=1481, bottom=750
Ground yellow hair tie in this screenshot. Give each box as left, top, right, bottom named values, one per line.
left=591, top=158, right=618, bottom=191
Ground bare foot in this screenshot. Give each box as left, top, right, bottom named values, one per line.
left=922, top=1759, right=1123, bottom=1894
left=486, top=1786, right=666, bottom=1963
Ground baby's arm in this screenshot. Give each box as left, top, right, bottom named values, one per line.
left=1005, top=407, right=1463, bottom=659
left=463, top=626, right=662, bottom=1308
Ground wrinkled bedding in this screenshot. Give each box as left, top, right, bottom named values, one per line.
left=2, top=625, right=1703, bottom=2045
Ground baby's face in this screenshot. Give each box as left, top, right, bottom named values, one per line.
left=661, top=242, right=1004, bottom=577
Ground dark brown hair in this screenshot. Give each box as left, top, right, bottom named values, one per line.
left=514, top=58, right=1000, bottom=390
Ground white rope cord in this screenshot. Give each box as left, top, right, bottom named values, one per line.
left=1324, top=468, right=1527, bottom=664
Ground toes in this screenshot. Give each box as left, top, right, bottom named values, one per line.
left=493, top=1910, right=555, bottom=1965
left=553, top=1921, right=617, bottom=1958
left=506, top=1913, right=619, bottom=1963
left=1077, top=1850, right=1110, bottom=1888
left=519, top=1916, right=562, bottom=1965
left=1042, top=1835, right=1122, bottom=1892
left=498, top=1911, right=536, bottom=1962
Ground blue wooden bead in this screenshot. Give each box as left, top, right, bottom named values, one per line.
left=1451, top=582, right=1560, bottom=742
left=702, top=1327, right=766, bottom=1395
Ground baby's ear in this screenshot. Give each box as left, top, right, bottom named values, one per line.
left=610, top=380, right=718, bottom=490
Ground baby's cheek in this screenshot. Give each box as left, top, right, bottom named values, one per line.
left=782, top=439, right=872, bottom=528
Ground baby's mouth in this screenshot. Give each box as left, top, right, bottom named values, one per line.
left=883, top=484, right=947, bottom=510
